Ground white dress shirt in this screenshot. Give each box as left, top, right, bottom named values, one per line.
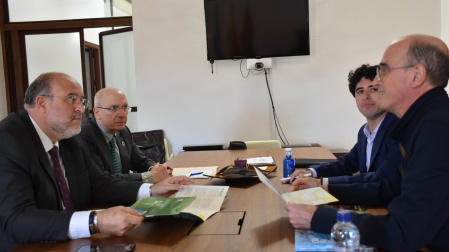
left=29, top=116, right=152, bottom=239
left=309, top=118, right=385, bottom=186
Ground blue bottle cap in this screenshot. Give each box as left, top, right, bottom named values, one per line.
left=336, top=210, right=352, bottom=222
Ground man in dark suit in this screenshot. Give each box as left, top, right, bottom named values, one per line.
left=285, top=65, right=401, bottom=186
left=286, top=35, right=449, bottom=251
left=0, top=72, right=193, bottom=251
left=81, top=87, right=172, bottom=183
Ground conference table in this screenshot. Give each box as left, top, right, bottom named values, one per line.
left=14, top=147, right=387, bottom=252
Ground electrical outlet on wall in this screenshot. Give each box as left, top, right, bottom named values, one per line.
left=246, top=58, right=272, bottom=70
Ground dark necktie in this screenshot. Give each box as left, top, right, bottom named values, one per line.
left=48, top=146, right=74, bottom=211
left=109, top=135, right=121, bottom=174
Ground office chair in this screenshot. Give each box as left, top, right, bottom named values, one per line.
left=245, top=140, right=282, bottom=149
left=164, top=138, right=174, bottom=161
left=228, top=141, right=247, bottom=150
left=132, top=129, right=166, bottom=163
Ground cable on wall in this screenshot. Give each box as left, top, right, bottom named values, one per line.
left=240, top=59, right=265, bottom=78
left=264, top=69, right=289, bottom=145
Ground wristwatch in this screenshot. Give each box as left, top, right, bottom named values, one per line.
left=149, top=184, right=154, bottom=197
left=88, top=211, right=99, bottom=235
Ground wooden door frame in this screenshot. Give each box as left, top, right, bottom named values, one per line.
left=0, top=0, right=132, bottom=113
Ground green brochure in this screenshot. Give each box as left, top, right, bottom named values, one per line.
left=130, top=196, right=196, bottom=217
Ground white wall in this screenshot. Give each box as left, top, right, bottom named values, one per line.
left=0, top=0, right=446, bottom=154
left=8, top=0, right=111, bottom=22
left=133, top=0, right=442, bottom=156
left=443, top=0, right=449, bottom=44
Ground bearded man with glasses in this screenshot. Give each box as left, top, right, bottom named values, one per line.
left=0, top=72, right=194, bottom=251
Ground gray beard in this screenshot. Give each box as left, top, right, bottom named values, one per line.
left=50, top=113, right=82, bottom=140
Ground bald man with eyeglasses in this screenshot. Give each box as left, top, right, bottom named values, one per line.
left=286, top=35, right=449, bottom=251
left=80, top=88, right=173, bottom=184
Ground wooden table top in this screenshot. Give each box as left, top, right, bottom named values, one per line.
left=14, top=147, right=387, bottom=252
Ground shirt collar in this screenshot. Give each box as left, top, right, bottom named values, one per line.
left=96, top=120, right=115, bottom=142
left=29, top=115, right=59, bottom=152
left=363, top=116, right=385, bottom=141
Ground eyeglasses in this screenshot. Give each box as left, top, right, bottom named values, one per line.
left=96, top=106, right=132, bottom=113
left=41, top=94, right=88, bottom=109
left=376, top=65, right=415, bottom=81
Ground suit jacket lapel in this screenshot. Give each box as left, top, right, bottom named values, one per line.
left=360, top=127, right=368, bottom=173
left=18, top=110, right=63, bottom=209
left=369, top=135, right=382, bottom=170
left=369, top=114, right=392, bottom=171
left=90, top=117, right=116, bottom=174
left=116, top=132, right=131, bottom=173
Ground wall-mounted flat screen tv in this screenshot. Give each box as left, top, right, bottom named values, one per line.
left=204, top=0, right=310, bottom=61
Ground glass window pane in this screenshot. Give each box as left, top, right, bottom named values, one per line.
left=101, top=30, right=138, bottom=131
left=84, top=27, right=113, bottom=45
left=25, top=33, right=83, bottom=87
left=8, top=0, right=131, bottom=22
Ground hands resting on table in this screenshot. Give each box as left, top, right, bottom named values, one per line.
left=150, top=162, right=174, bottom=183
left=281, top=169, right=330, bottom=230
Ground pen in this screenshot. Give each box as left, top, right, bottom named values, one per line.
left=190, top=172, right=203, bottom=177
left=292, top=173, right=312, bottom=183
left=280, top=173, right=311, bottom=183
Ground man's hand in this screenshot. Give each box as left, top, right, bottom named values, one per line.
left=151, top=176, right=195, bottom=197
left=281, top=169, right=313, bottom=184
left=290, top=177, right=321, bottom=191
left=151, top=163, right=173, bottom=183
left=96, top=206, right=144, bottom=236
left=166, top=164, right=174, bottom=176
left=321, top=185, right=329, bottom=192
left=285, top=202, right=317, bottom=229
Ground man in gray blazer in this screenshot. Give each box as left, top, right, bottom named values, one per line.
left=81, top=88, right=172, bottom=183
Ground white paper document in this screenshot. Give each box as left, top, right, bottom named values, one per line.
left=246, top=156, right=275, bottom=165
left=172, top=166, right=218, bottom=178
left=254, top=168, right=338, bottom=205
left=254, top=167, right=284, bottom=199
left=174, top=185, right=229, bottom=221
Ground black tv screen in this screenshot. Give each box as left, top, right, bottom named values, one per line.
left=204, top=0, right=310, bottom=61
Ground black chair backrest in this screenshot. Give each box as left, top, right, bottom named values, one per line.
left=228, top=141, right=247, bottom=150
left=132, top=130, right=166, bottom=163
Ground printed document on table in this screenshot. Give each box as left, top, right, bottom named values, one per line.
left=254, top=168, right=338, bottom=205
left=172, top=166, right=218, bottom=178
left=282, top=188, right=338, bottom=205
left=246, top=156, right=275, bottom=165
left=174, top=185, right=229, bottom=221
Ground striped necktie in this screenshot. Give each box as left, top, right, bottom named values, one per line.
left=109, top=135, right=121, bottom=174
left=48, top=146, right=75, bottom=211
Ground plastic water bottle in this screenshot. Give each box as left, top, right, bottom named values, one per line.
left=331, top=210, right=360, bottom=252
left=283, top=148, right=295, bottom=178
